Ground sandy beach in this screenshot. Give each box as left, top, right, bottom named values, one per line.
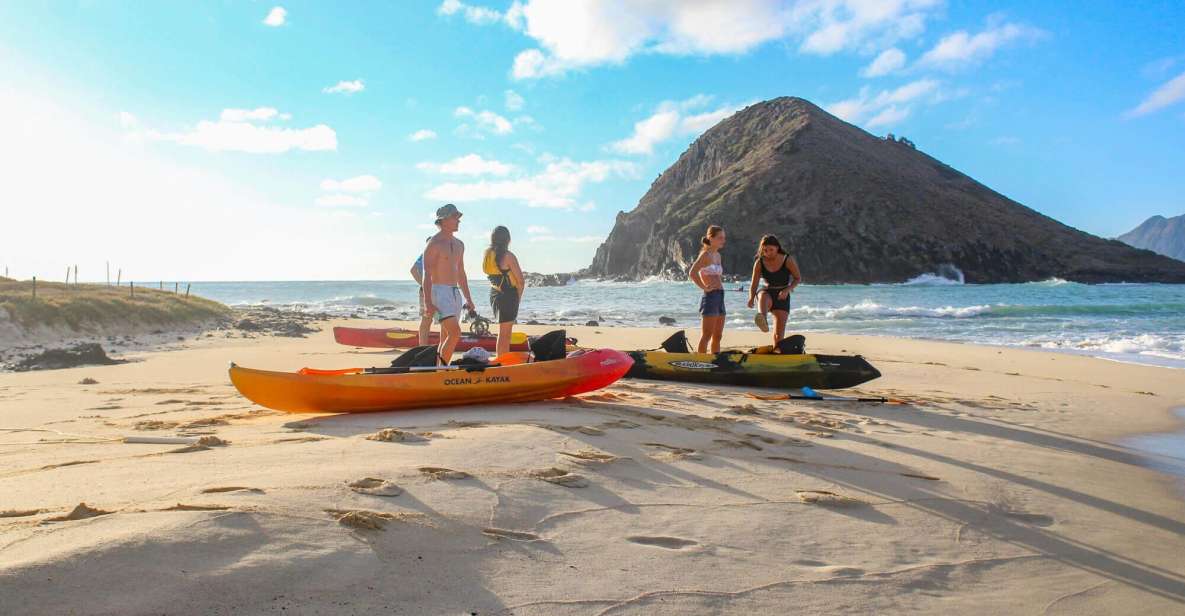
left=2, top=319, right=1184, bottom=614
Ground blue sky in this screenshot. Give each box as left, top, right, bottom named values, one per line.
left=1, top=1, right=1183, bottom=281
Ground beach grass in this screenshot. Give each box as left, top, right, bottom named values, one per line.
left=0, top=278, right=231, bottom=333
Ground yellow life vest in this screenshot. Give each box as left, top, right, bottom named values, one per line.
left=483, top=249, right=517, bottom=291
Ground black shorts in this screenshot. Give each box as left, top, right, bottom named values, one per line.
left=700, top=289, right=726, bottom=317
left=764, top=287, right=790, bottom=312
left=490, top=288, right=520, bottom=324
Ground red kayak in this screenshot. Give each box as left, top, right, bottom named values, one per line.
left=333, top=326, right=530, bottom=351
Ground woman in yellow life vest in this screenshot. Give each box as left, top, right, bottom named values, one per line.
left=483, top=226, right=526, bottom=357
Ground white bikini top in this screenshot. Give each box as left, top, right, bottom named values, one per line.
left=702, top=262, right=723, bottom=276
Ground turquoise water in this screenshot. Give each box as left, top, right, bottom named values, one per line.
left=190, top=277, right=1185, bottom=369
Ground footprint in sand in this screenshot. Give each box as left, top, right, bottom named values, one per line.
left=348, top=477, right=404, bottom=497
left=626, top=536, right=698, bottom=549
left=163, top=503, right=231, bottom=511
left=1, top=509, right=43, bottom=518
left=482, top=528, right=541, bottom=541
left=366, top=428, right=428, bottom=443
left=327, top=509, right=427, bottom=531
left=541, top=424, right=605, bottom=436
left=529, top=467, right=590, bottom=488
left=643, top=443, right=702, bottom=461
left=728, top=404, right=762, bottom=416
left=712, top=439, right=763, bottom=451
left=445, top=420, right=488, bottom=428
left=180, top=418, right=230, bottom=429
left=134, top=420, right=179, bottom=431
left=556, top=449, right=620, bottom=465
left=45, top=503, right=112, bottom=522
left=600, top=420, right=641, bottom=429
left=796, top=490, right=863, bottom=507
left=418, top=467, right=471, bottom=480
left=201, top=486, right=263, bottom=494
left=273, top=436, right=329, bottom=444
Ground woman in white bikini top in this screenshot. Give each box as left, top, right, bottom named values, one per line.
left=689, top=225, right=727, bottom=353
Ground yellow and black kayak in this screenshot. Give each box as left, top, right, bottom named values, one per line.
left=625, top=350, right=880, bottom=390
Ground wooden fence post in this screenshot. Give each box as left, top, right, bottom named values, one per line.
left=32, top=276, right=37, bottom=299
left=116, top=269, right=122, bottom=286
left=185, top=283, right=191, bottom=298
left=130, top=282, right=134, bottom=298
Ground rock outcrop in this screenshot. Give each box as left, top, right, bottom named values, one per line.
left=584, top=97, right=1185, bottom=283
left=1118, top=214, right=1185, bottom=262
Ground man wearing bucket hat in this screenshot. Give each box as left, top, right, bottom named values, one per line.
left=422, top=204, right=476, bottom=364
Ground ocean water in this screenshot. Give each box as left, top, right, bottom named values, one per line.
left=190, top=276, right=1185, bottom=369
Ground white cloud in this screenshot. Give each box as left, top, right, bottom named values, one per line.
left=263, top=6, right=287, bottom=27
left=220, top=107, right=282, bottom=122
left=860, top=47, right=906, bottom=77
left=611, top=110, right=680, bottom=155
left=526, top=225, right=550, bottom=234
left=315, top=194, right=369, bottom=207
left=118, top=111, right=137, bottom=129
left=320, top=175, right=382, bottom=193
left=917, top=20, right=1045, bottom=71
left=425, top=158, right=634, bottom=209
left=455, top=106, right=513, bottom=135
left=417, top=154, right=515, bottom=176
left=323, top=79, right=365, bottom=95
left=610, top=95, right=741, bottom=155
left=438, top=0, right=503, bottom=25
left=680, top=106, right=738, bottom=133
left=866, top=105, right=910, bottom=127
left=505, top=89, right=525, bottom=111
left=825, top=79, right=940, bottom=127
left=465, top=0, right=945, bottom=79
left=318, top=175, right=380, bottom=208
left=408, top=129, right=438, bottom=141
left=1126, top=71, right=1185, bottom=118
left=129, top=109, right=336, bottom=154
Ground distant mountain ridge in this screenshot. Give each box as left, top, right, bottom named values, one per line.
left=1118, top=214, right=1185, bottom=262
left=583, top=97, right=1185, bottom=283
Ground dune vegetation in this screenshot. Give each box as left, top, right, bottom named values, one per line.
left=0, top=278, right=230, bottom=333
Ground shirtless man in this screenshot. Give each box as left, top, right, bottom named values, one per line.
left=421, top=204, right=476, bottom=364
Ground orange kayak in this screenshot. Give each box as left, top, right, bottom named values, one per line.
left=228, top=349, right=633, bottom=413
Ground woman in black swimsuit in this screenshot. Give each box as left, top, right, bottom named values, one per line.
left=747, top=234, right=802, bottom=344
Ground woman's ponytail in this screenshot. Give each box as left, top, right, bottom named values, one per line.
left=700, top=225, right=723, bottom=252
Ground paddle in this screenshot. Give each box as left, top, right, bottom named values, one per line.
left=746, top=388, right=899, bottom=404
left=299, top=364, right=503, bottom=376
left=385, top=330, right=528, bottom=343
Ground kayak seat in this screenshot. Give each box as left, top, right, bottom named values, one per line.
left=660, top=330, right=691, bottom=353
left=530, top=330, right=568, bottom=362
left=778, top=335, right=806, bottom=355
left=391, top=345, right=438, bottom=368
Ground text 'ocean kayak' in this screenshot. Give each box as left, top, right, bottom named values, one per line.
left=229, top=349, right=633, bottom=413
left=332, top=326, right=530, bottom=351
left=626, top=351, right=880, bottom=390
